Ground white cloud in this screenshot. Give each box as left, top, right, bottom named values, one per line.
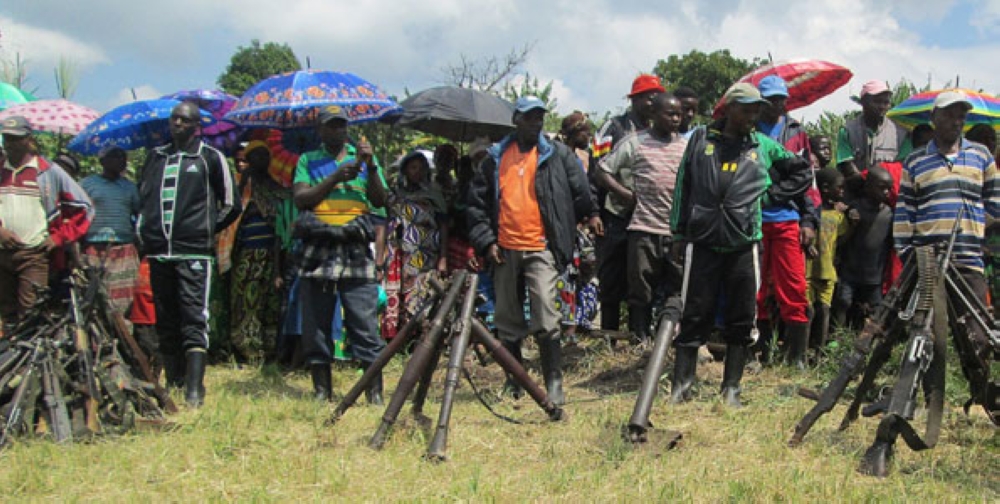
left=0, top=15, right=109, bottom=68
left=6, top=0, right=1000, bottom=127
left=109, top=84, right=162, bottom=109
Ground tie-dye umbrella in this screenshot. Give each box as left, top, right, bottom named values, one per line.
left=712, top=59, right=852, bottom=117
left=224, top=70, right=401, bottom=129
left=67, top=99, right=214, bottom=156
left=0, top=99, right=99, bottom=135
left=887, top=88, right=1000, bottom=130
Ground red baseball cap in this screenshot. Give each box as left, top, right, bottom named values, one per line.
left=628, top=75, right=666, bottom=97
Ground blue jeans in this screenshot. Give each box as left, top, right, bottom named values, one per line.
left=299, top=277, right=384, bottom=365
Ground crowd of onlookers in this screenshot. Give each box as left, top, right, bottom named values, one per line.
left=0, top=72, right=996, bottom=409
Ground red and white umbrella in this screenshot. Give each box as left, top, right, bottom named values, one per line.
left=712, top=59, right=853, bottom=118
left=0, top=99, right=100, bottom=135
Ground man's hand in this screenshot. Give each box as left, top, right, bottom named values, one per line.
left=848, top=208, right=860, bottom=223
left=799, top=226, right=816, bottom=250
left=486, top=243, right=504, bottom=265
left=834, top=202, right=849, bottom=213
left=0, top=227, right=23, bottom=248
left=670, top=239, right=687, bottom=264
left=357, top=138, right=374, bottom=162
left=807, top=244, right=819, bottom=259
left=587, top=215, right=604, bottom=237
left=331, top=160, right=363, bottom=184
left=273, top=275, right=284, bottom=291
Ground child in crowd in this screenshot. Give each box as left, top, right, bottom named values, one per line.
left=805, top=168, right=850, bottom=352
left=832, top=166, right=895, bottom=329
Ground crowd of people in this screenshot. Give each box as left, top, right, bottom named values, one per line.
left=0, top=72, right=996, bottom=411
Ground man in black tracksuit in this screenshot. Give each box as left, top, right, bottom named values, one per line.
left=139, top=102, right=240, bottom=407
left=669, top=83, right=810, bottom=407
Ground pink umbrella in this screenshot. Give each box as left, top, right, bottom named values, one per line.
left=0, top=98, right=100, bottom=135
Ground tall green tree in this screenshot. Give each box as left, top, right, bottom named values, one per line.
left=217, top=40, right=302, bottom=96
left=652, top=49, right=762, bottom=119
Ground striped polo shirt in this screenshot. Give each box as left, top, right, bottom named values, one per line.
left=80, top=174, right=140, bottom=243
left=893, top=138, right=1000, bottom=272
left=294, top=143, right=387, bottom=227
left=599, top=130, right=687, bottom=235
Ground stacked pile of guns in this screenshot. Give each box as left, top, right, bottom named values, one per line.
left=0, top=268, right=173, bottom=449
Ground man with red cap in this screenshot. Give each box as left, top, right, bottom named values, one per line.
left=590, top=74, right=664, bottom=339
left=836, top=80, right=911, bottom=188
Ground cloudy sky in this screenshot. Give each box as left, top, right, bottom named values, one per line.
left=2, top=0, right=1000, bottom=124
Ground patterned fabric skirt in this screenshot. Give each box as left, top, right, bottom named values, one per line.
left=82, top=243, right=139, bottom=317
left=230, top=247, right=280, bottom=361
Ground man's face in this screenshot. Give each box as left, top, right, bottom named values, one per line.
left=318, top=119, right=349, bottom=150
left=862, top=92, right=892, bottom=123
left=931, top=104, right=969, bottom=145
left=761, top=95, right=787, bottom=122
left=822, top=178, right=845, bottom=203
left=651, top=98, right=683, bottom=135
left=1, top=133, right=30, bottom=163
left=100, top=150, right=128, bottom=176
left=631, top=91, right=659, bottom=122
left=726, top=102, right=762, bottom=136
left=679, top=97, right=699, bottom=129
left=814, top=138, right=832, bottom=165
left=514, top=108, right=545, bottom=143
left=169, top=104, right=200, bottom=143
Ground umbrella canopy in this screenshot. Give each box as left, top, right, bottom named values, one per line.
left=0, top=99, right=99, bottom=135
left=224, top=70, right=401, bottom=129
left=712, top=59, right=852, bottom=117
left=162, top=89, right=241, bottom=153
left=242, top=128, right=318, bottom=188
left=396, top=86, right=515, bottom=142
left=0, top=82, right=37, bottom=110
left=67, top=99, right=214, bottom=156
left=887, top=88, right=1000, bottom=131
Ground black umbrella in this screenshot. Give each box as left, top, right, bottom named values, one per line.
left=396, top=86, right=515, bottom=142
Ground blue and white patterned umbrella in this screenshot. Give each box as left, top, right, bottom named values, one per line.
left=224, top=70, right=401, bottom=129
left=67, top=99, right=214, bottom=155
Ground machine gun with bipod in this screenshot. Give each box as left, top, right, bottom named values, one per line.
left=788, top=210, right=1000, bottom=477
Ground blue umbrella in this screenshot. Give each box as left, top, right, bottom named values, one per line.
left=224, top=70, right=401, bottom=129
left=67, top=99, right=214, bottom=156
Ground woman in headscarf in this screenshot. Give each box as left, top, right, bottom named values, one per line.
left=381, top=150, right=448, bottom=339
left=229, top=140, right=291, bottom=362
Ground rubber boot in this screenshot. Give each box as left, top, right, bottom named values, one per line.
left=669, top=346, right=698, bottom=404
left=361, top=361, right=383, bottom=406
left=752, top=319, right=773, bottom=367
left=161, top=351, right=186, bottom=388
left=811, top=304, right=831, bottom=351
left=501, top=339, right=524, bottom=400
left=784, top=322, right=810, bottom=370
left=310, top=363, right=332, bottom=402
left=537, top=335, right=565, bottom=406
left=628, top=304, right=652, bottom=345
left=720, top=344, right=748, bottom=408
left=184, top=349, right=207, bottom=408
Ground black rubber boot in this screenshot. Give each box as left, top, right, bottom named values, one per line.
left=628, top=304, right=652, bottom=344
left=537, top=335, right=565, bottom=406
left=161, top=352, right=186, bottom=388
left=720, top=344, right=748, bottom=408
left=784, top=322, right=810, bottom=370
left=501, top=339, right=524, bottom=400
left=184, top=349, right=207, bottom=408
left=361, top=361, right=383, bottom=406
left=752, top=319, right=773, bottom=367
left=669, top=346, right=698, bottom=404
left=810, top=304, right=831, bottom=352
left=310, top=363, right=332, bottom=402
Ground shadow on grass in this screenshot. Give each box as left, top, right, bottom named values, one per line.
left=216, top=364, right=310, bottom=400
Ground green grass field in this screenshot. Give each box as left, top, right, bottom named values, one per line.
left=1, top=338, right=997, bottom=502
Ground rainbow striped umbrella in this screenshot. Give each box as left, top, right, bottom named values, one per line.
left=887, top=88, right=1000, bottom=130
